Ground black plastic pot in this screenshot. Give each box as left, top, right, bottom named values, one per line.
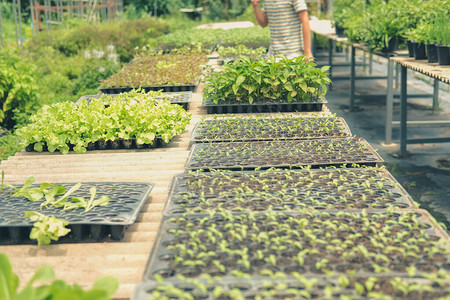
left=381, top=38, right=398, bottom=53
left=426, top=43, right=438, bottom=63
left=437, top=45, right=450, bottom=65
left=407, top=40, right=414, bottom=57
left=413, top=42, right=427, bottom=60
left=335, top=24, right=345, bottom=37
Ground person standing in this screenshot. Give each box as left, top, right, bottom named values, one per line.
left=251, top=0, right=313, bottom=59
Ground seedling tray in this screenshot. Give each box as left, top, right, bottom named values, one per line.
left=164, top=167, right=417, bottom=215
left=203, top=98, right=327, bottom=114
left=0, top=182, right=154, bottom=244
left=144, top=210, right=449, bottom=281
left=185, top=138, right=384, bottom=170
left=134, top=276, right=450, bottom=300
left=25, top=137, right=170, bottom=152
left=190, top=116, right=352, bottom=143
left=77, top=91, right=193, bottom=110
left=99, top=82, right=198, bottom=94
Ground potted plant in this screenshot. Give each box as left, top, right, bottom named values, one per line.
left=429, top=10, right=450, bottom=65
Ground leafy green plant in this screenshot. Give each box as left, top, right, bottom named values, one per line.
left=203, top=55, right=331, bottom=104
left=25, top=212, right=71, bottom=246
left=16, top=89, right=191, bottom=154
left=0, top=253, right=119, bottom=300
left=0, top=48, right=39, bottom=129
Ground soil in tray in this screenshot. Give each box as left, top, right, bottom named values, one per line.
left=145, top=211, right=450, bottom=280
left=191, top=115, right=351, bottom=142
left=185, top=138, right=383, bottom=170
left=137, top=276, right=450, bottom=300
left=0, top=182, right=153, bottom=244
left=165, top=167, right=416, bottom=214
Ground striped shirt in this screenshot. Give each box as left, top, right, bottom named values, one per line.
left=263, top=0, right=307, bottom=56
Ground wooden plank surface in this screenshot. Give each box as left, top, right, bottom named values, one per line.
left=391, top=56, right=450, bottom=84
left=0, top=91, right=331, bottom=299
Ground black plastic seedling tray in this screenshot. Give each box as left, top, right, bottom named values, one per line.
left=164, top=167, right=417, bottom=215
left=0, top=182, right=154, bottom=244
left=99, top=82, right=198, bottom=94
left=203, top=98, right=327, bottom=114
left=143, top=210, right=449, bottom=281
left=185, top=138, right=384, bottom=171
left=25, top=137, right=170, bottom=153
left=190, top=116, right=352, bottom=143
left=77, top=92, right=193, bottom=110
left=133, top=276, right=450, bottom=300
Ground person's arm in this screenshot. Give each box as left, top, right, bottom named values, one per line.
left=252, top=0, right=268, bottom=28
left=298, top=10, right=313, bottom=59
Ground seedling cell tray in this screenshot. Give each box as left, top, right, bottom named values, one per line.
left=77, top=91, right=193, bottom=110
left=190, top=116, right=352, bottom=143
left=133, top=276, right=450, bottom=300
left=143, top=210, right=449, bottom=281
left=185, top=138, right=384, bottom=170
left=0, top=182, right=154, bottom=244
left=163, top=167, right=417, bottom=215
left=203, top=98, right=327, bottom=114
left=25, top=137, right=170, bottom=152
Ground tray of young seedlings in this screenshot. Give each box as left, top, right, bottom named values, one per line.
left=144, top=210, right=449, bottom=282
left=17, top=90, right=191, bottom=154
left=185, top=138, right=384, bottom=171
left=163, top=167, right=418, bottom=215
left=191, top=114, right=352, bottom=143
left=99, top=50, right=207, bottom=94
left=202, top=55, right=331, bottom=114
left=0, top=177, right=154, bottom=244
left=77, top=91, right=193, bottom=110
left=134, top=274, right=450, bottom=300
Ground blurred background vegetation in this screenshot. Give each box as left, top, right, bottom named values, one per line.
left=0, top=0, right=326, bottom=160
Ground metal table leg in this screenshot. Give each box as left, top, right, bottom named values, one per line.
left=349, top=45, right=356, bottom=111
left=399, top=65, right=408, bottom=157
left=328, top=38, right=333, bottom=78
left=432, top=79, right=440, bottom=112
left=385, top=59, right=395, bottom=144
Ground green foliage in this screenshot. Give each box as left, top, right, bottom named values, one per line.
left=0, top=48, right=39, bottom=129
left=151, top=26, right=270, bottom=51
left=332, top=0, right=364, bottom=28
left=428, top=10, right=450, bottom=45
left=342, top=0, right=450, bottom=51
left=100, top=49, right=207, bottom=87
left=203, top=55, right=331, bottom=104
left=0, top=132, right=22, bottom=161
left=25, top=212, right=71, bottom=246
left=0, top=253, right=119, bottom=300
left=25, top=18, right=170, bottom=63
left=217, top=45, right=267, bottom=58
left=16, top=90, right=191, bottom=154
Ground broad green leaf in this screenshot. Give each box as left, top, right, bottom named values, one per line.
left=0, top=253, right=19, bottom=300
left=235, top=75, right=245, bottom=87
left=91, top=276, right=119, bottom=297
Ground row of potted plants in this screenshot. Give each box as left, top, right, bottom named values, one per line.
left=333, top=0, right=450, bottom=65
left=17, top=90, right=191, bottom=154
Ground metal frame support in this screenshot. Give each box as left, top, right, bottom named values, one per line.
left=432, top=79, right=439, bottom=111
left=328, top=38, right=333, bottom=78
left=349, top=45, right=356, bottom=110
left=385, top=58, right=395, bottom=144
left=399, top=65, right=408, bottom=157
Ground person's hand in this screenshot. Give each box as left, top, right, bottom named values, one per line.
left=304, top=51, right=314, bottom=61
left=251, top=0, right=261, bottom=6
